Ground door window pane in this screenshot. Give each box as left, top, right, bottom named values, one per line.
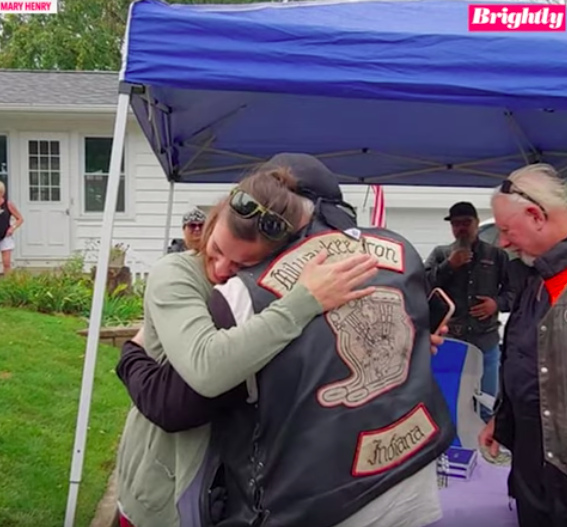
left=28, top=139, right=61, bottom=202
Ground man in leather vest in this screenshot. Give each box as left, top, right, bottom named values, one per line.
left=116, top=154, right=455, bottom=527
left=479, top=164, right=567, bottom=527
left=425, top=202, right=511, bottom=420
left=203, top=154, right=455, bottom=527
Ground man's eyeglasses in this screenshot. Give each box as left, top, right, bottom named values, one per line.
left=229, top=188, right=293, bottom=241
left=499, top=179, right=547, bottom=218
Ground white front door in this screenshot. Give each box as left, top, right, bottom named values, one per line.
left=19, top=134, right=71, bottom=259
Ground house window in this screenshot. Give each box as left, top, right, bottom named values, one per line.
left=0, top=136, right=7, bottom=194
left=28, top=139, right=61, bottom=201
left=84, top=137, right=125, bottom=213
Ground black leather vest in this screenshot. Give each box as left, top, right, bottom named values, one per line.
left=204, top=221, right=455, bottom=527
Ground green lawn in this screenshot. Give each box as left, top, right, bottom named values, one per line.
left=0, top=307, right=130, bottom=527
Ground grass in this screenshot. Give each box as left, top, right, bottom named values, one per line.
left=0, top=307, right=130, bottom=527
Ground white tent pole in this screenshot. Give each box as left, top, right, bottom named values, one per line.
left=163, top=180, right=175, bottom=255
left=63, top=92, right=131, bottom=527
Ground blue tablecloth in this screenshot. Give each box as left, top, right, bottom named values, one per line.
left=431, top=457, right=518, bottom=527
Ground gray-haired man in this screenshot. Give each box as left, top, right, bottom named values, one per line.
left=480, top=164, right=567, bottom=527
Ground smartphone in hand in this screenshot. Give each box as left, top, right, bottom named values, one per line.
left=428, top=287, right=456, bottom=335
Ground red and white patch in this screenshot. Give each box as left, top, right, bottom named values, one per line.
left=258, top=231, right=411, bottom=409
left=257, top=231, right=404, bottom=298
left=317, top=286, right=415, bottom=409
left=352, top=404, right=438, bottom=477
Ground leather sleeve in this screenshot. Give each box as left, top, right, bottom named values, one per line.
left=116, top=289, right=247, bottom=433
left=496, top=248, right=513, bottom=314
left=424, top=245, right=453, bottom=290
left=492, top=333, right=515, bottom=450
left=493, top=394, right=515, bottom=450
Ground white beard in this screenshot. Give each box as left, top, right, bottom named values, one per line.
left=519, top=253, right=536, bottom=267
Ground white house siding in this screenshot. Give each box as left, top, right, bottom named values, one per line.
left=1, top=110, right=495, bottom=272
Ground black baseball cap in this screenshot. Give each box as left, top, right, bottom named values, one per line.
left=444, top=202, right=478, bottom=221
left=260, top=153, right=356, bottom=232
left=261, top=153, right=343, bottom=202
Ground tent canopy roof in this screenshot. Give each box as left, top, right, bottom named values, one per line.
left=121, top=0, right=567, bottom=187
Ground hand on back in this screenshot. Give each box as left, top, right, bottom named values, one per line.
left=298, top=251, right=378, bottom=312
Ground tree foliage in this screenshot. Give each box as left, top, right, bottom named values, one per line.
left=0, top=0, right=264, bottom=71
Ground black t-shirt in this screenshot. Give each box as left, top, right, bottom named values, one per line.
left=0, top=198, right=12, bottom=240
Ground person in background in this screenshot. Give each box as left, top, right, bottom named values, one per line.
left=480, top=164, right=567, bottom=527
left=425, top=202, right=511, bottom=420
left=0, top=181, right=24, bottom=275
left=168, top=206, right=207, bottom=253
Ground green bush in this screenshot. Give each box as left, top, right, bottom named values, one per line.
left=0, top=254, right=143, bottom=326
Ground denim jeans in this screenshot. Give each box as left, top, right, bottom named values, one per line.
left=480, top=343, right=500, bottom=422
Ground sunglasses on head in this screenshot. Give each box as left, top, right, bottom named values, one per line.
left=499, top=180, right=547, bottom=218
left=229, top=188, right=293, bottom=241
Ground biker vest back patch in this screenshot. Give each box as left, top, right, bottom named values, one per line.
left=258, top=231, right=414, bottom=409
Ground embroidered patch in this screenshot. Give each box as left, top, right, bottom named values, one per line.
left=257, top=231, right=404, bottom=297
left=318, top=287, right=414, bottom=408
left=258, top=231, right=412, bottom=409
left=352, top=404, right=438, bottom=477
left=363, top=236, right=405, bottom=274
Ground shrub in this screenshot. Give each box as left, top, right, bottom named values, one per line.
left=0, top=253, right=143, bottom=326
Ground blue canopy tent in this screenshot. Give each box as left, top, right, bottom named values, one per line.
left=64, top=0, right=567, bottom=524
